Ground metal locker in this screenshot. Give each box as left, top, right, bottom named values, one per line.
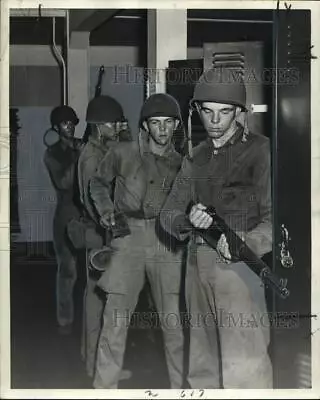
left=203, top=41, right=267, bottom=137
left=166, top=59, right=204, bottom=150
left=271, top=9, right=311, bottom=388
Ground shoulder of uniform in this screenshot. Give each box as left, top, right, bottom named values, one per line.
left=249, top=132, right=270, bottom=145
left=78, top=143, right=92, bottom=161
left=44, top=144, right=57, bottom=159
left=166, top=149, right=182, bottom=169
left=191, top=140, right=212, bottom=165
left=111, top=141, right=139, bottom=160
left=114, top=140, right=138, bottom=152
left=193, top=140, right=209, bottom=156
left=248, top=132, right=270, bottom=149
left=79, top=142, right=90, bottom=153
left=170, top=147, right=183, bottom=160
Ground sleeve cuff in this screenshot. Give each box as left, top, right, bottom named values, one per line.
left=245, top=229, right=272, bottom=258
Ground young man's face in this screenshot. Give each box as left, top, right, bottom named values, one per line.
left=58, top=120, right=75, bottom=138
left=198, top=102, right=240, bottom=139
left=143, top=116, right=179, bottom=147
left=97, top=122, right=118, bottom=141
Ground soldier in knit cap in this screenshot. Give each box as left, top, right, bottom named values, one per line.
left=160, top=67, right=273, bottom=388
left=89, top=93, right=185, bottom=389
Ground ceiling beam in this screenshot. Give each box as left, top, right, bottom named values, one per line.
left=10, top=9, right=66, bottom=17
left=69, top=9, right=121, bottom=33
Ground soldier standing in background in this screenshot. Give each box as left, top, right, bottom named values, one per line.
left=44, top=105, right=82, bottom=335
left=77, top=95, right=132, bottom=380
left=89, top=94, right=185, bottom=389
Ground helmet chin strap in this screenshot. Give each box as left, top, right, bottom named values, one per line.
left=242, top=112, right=249, bottom=142
left=96, top=124, right=102, bottom=142
left=187, top=101, right=197, bottom=161
left=96, top=123, right=119, bottom=145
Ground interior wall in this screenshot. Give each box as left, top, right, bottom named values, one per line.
left=10, top=46, right=61, bottom=243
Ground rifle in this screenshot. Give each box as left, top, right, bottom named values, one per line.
left=83, top=65, right=105, bottom=143
left=179, top=206, right=290, bottom=299
left=94, top=65, right=105, bottom=97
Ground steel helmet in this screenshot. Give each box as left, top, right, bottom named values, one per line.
left=50, top=105, right=79, bottom=128
left=86, top=95, right=124, bottom=124
left=139, top=93, right=183, bottom=127
left=191, top=67, right=247, bottom=111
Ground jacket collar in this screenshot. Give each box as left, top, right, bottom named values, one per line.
left=88, top=135, right=118, bottom=151
left=138, top=129, right=181, bottom=162
left=193, top=123, right=245, bottom=166
left=206, top=123, right=244, bottom=152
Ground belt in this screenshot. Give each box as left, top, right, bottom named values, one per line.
left=118, top=210, right=157, bottom=220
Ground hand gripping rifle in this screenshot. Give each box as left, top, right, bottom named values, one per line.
left=183, top=109, right=289, bottom=299
left=178, top=206, right=290, bottom=299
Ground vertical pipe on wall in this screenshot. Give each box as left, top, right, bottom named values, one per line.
left=65, top=11, right=70, bottom=105
left=52, top=17, right=67, bottom=105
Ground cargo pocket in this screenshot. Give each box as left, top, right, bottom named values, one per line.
left=160, top=258, right=183, bottom=294
left=97, top=234, right=144, bottom=295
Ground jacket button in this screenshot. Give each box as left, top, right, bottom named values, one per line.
left=149, top=180, right=154, bottom=184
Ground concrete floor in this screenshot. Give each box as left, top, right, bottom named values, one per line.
left=10, top=248, right=171, bottom=389
left=10, top=243, right=311, bottom=389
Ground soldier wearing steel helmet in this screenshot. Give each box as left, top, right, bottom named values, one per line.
left=78, top=96, right=129, bottom=223
left=43, top=105, right=82, bottom=335
left=77, top=95, right=132, bottom=379
left=160, top=67, right=273, bottom=388
left=89, top=93, right=185, bottom=389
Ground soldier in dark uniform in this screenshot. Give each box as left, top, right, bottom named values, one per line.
left=44, top=105, right=82, bottom=335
